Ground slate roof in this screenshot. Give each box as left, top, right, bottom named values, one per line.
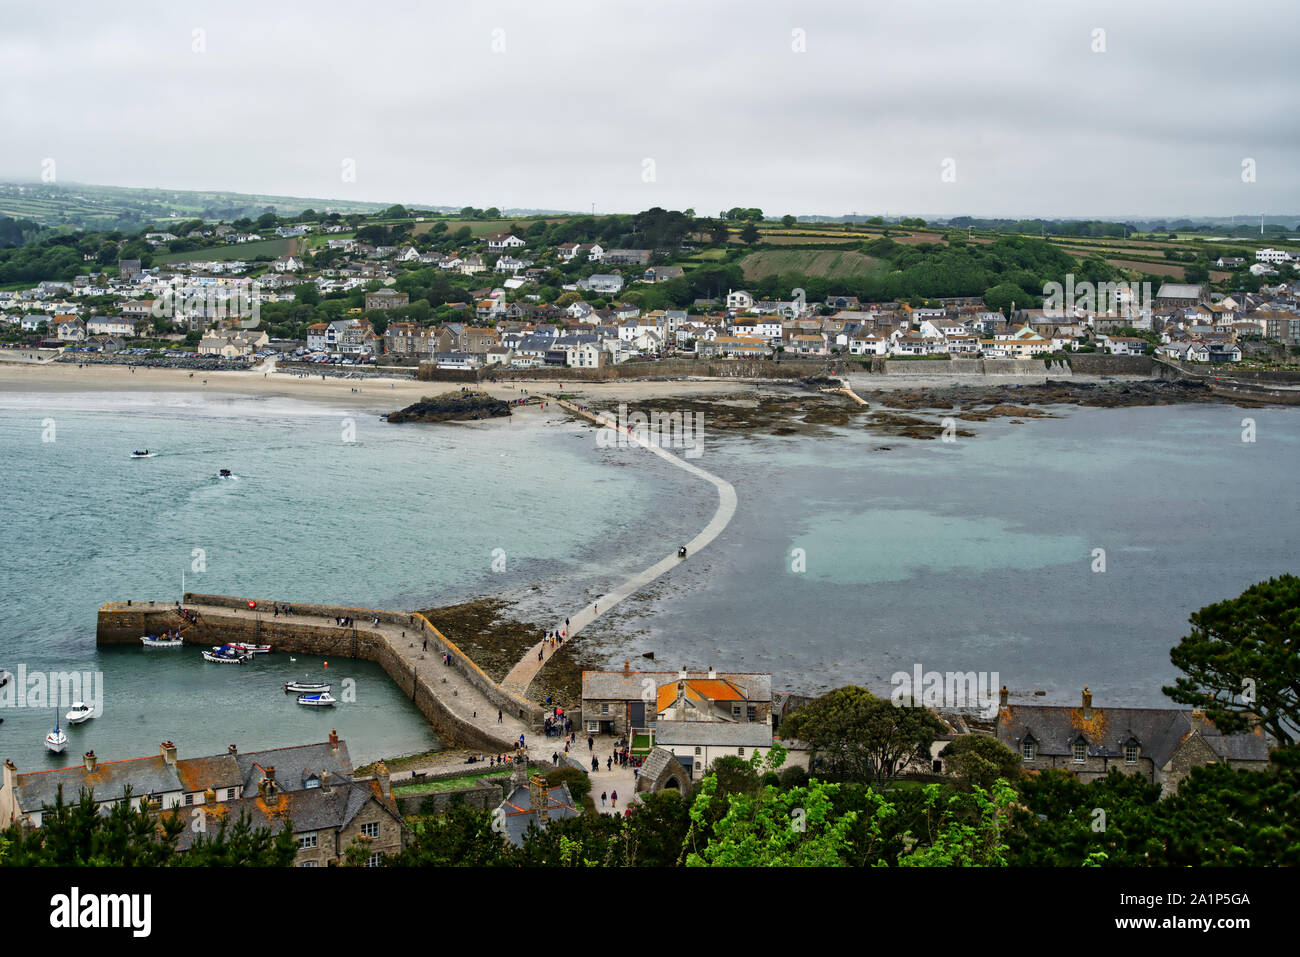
left=174, top=775, right=396, bottom=850
left=997, top=704, right=1270, bottom=765
left=496, top=782, right=579, bottom=847
left=654, top=721, right=774, bottom=748
left=15, top=756, right=183, bottom=811
left=235, top=740, right=354, bottom=798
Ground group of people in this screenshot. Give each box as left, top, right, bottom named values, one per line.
left=174, top=603, right=200, bottom=625
left=543, top=713, right=572, bottom=738
left=272, top=603, right=296, bottom=616
left=336, top=616, right=355, bottom=627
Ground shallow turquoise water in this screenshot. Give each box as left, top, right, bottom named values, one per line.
left=0, top=390, right=700, bottom=769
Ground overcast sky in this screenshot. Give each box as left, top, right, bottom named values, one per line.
left=2, top=0, right=1296, bottom=219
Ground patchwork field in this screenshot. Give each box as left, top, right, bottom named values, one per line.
left=739, top=248, right=885, bottom=280
left=152, top=237, right=294, bottom=263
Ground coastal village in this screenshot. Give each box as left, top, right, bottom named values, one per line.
left=0, top=210, right=1295, bottom=869
left=3, top=213, right=1300, bottom=371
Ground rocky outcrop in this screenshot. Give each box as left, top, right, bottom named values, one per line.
left=386, top=390, right=511, bottom=423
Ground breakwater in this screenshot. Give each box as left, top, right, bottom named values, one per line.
left=97, top=594, right=544, bottom=752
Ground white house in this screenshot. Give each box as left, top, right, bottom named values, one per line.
left=726, top=289, right=755, bottom=312
left=652, top=721, right=776, bottom=779
left=487, top=233, right=526, bottom=251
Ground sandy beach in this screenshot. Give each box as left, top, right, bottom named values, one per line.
left=0, top=355, right=806, bottom=411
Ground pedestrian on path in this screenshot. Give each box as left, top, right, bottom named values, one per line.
left=497, top=709, right=502, bottom=723
left=606, top=755, right=612, bottom=771
left=611, top=789, right=617, bottom=808
left=591, top=756, right=599, bottom=772
left=537, top=647, right=543, bottom=661
left=600, top=791, right=607, bottom=807
left=588, top=735, right=594, bottom=751
left=552, top=752, right=559, bottom=766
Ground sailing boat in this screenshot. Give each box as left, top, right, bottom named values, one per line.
left=45, top=711, right=68, bottom=753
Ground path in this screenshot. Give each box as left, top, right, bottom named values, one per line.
left=500, top=397, right=738, bottom=695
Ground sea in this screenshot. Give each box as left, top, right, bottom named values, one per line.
left=0, top=386, right=1295, bottom=768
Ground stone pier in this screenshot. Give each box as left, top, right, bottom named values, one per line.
left=98, top=594, right=544, bottom=752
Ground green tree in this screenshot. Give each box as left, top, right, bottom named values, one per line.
left=782, top=686, right=946, bottom=785
left=739, top=222, right=760, bottom=245
left=940, top=735, right=1022, bottom=790
left=781, top=215, right=797, bottom=228
left=1164, top=574, right=1300, bottom=745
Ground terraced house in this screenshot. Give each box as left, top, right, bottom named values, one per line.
left=996, top=687, right=1271, bottom=796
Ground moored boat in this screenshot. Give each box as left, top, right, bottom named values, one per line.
left=284, top=680, right=331, bottom=694
left=66, top=701, right=94, bottom=725
left=202, top=644, right=252, bottom=664
left=45, top=713, right=67, bottom=753
left=297, top=692, right=336, bottom=707
left=142, top=633, right=184, bottom=648
left=229, top=642, right=271, bottom=654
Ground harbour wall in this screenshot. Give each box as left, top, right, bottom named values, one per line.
left=96, top=595, right=544, bottom=753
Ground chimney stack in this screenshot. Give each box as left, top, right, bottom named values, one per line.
left=708, top=666, right=716, bottom=679
left=321, top=770, right=332, bottom=793
left=160, top=741, right=178, bottom=766
left=999, top=686, right=1008, bottom=708
left=529, top=774, right=549, bottom=826
left=83, top=751, right=97, bottom=773
left=1082, top=686, right=1093, bottom=720
left=329, top=729, right=339, bottom=752
left=623, top=660, right=630, bottom=676
left=678, top=666, right=687, bottom=680
left=1190, top=707, right=1206, bottom=732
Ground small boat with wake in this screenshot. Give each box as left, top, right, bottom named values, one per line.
left=218, top=468, right=235, bottom=479
left=66, top=701, right=94, bottom=725
left=203, top=644, right=252, bottom=664
left=284, top=680, right=331, bottom=694
left=131, top=449, right=155, bottom=458
left=297, top=692, right=336, bottom=707
left=45, top=713, right=67, bottom=753
left=142, top=632, right=184, bottom=648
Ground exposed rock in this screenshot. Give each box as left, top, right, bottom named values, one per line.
left=387, top=390, right=511, bottom=424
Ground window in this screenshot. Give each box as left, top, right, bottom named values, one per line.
left=737, top=748, right=745, bottom=757
left=601, top=703, right=609, bottom=715
left=694, top=746, right=702, bottom=755
left=226, top=788, right=236, bottom=800
left=361, top=822, right=379, bottom=839
left=184, top=793, right=193, bottom=806
left=1073, top=741, right=1087, bottom=763
left=1022, top=741, right=1035, bottom=761
left=299, top=861, right=317, bottom=867
left=299, top=833, right=317, bottom=849
left=747, top=707, right=756, bottom=722
left=367, top=853, right=382, bottom=867
left=732, top=705, right=741, bottom=716
left=1125, top=744, right=1139, bottom=764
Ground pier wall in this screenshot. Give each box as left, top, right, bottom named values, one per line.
left=96, top=595, right=544, bottom=752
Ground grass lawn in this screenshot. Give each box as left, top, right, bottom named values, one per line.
left=392, top=769, right=510, bottom=797
left=153, top=237, right=291, bottom=264
left=631, top=733, right=652, bottom=754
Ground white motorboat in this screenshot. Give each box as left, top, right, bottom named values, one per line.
left=297, top=692, right=336, bottom=707
left=66, top=701, right=94, bottom=725
left=229, top=642, right=271, bottom=654
left=218, top=468, right=235, bottom=479
left=284, top=680, right=331, bottom=694
left=203, top=644, right=252, bottom=664
left=142, top=634, right=184, bottom=648
left=130, top=450, right=155, bottom=458
left=45, top=713, right=67, bottom=753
